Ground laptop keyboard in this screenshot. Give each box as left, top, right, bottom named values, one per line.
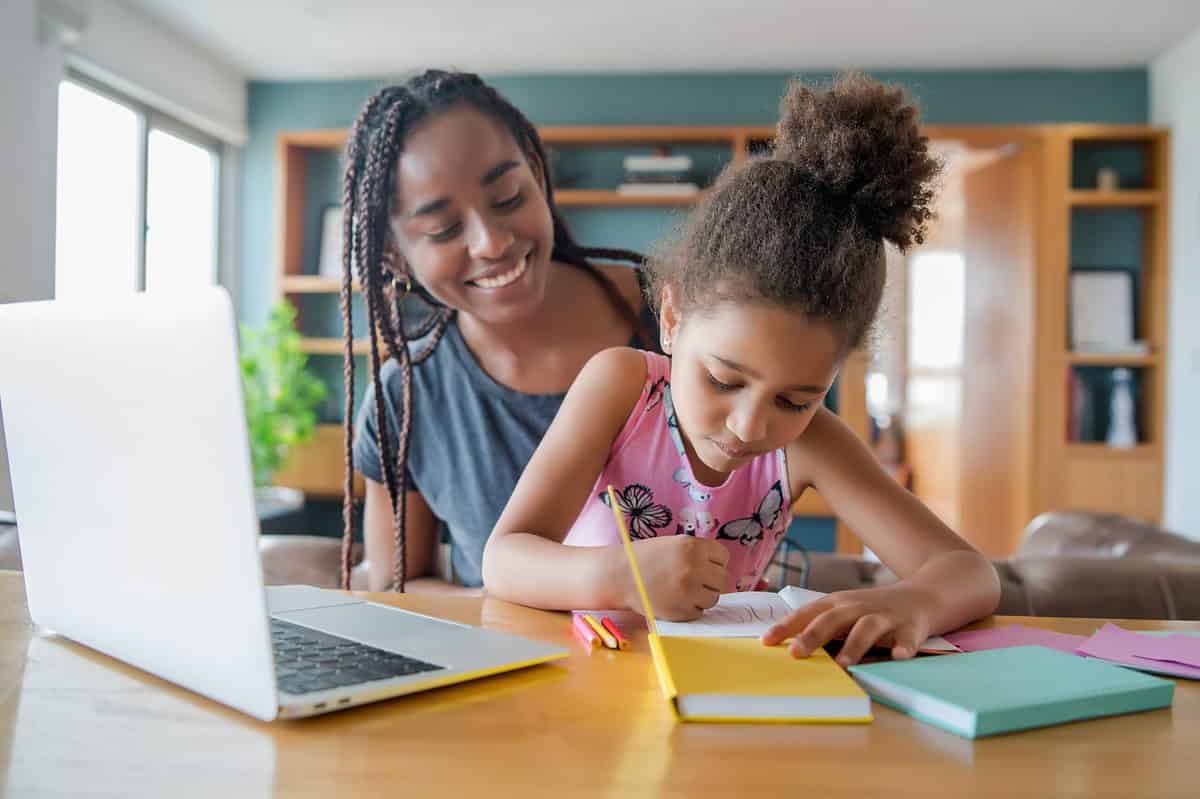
left=270, top=618, right=444, bottom=696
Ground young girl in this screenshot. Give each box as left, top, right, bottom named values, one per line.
left=482, top=73, right=1001, bottom=666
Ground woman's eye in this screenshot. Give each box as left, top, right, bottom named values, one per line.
left=428, top=223, right=461, bottom=242
left=494, top=191, right=523, bottom=210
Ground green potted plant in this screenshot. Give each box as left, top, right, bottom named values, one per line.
left=239, top=301, right=327, bottom=519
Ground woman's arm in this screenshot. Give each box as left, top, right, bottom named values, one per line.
left=362, top=478, right=444, bottom=593
left=483, top=348, right=729, bottom=617
left=764, top=408, right=1000, bottom=661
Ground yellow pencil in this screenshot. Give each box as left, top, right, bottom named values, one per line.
left=583, top=613, right=618, bottom=649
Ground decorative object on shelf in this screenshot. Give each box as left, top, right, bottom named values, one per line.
left=1066, top=368, right=1093, bottom=442
left=618, top=147, right=699, bottom=196
left=240, top=301, right=328, bottom=487
left=1096, top=166, right=1120, bottom=191
left=318, top=206, right=347, bottom=280
left=1069, top=269, right=1139, bottom=353
left=1106, top=368, right=1138, bottom=449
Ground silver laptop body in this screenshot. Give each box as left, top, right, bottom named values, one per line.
left=0, top=287, right=565, bottom=720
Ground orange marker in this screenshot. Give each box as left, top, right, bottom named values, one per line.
left=583, top=614, right=618, bottom=649
left=600, top=616, right=630, bottom=650
left=572, top=613, right=601, bottom=649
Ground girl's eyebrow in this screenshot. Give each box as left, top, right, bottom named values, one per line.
left=407, top=160, right=520, bottom=219
left=711, top=355, right=825, bottom=394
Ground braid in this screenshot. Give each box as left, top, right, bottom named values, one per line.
left=340, top=71, right=654, bottom=591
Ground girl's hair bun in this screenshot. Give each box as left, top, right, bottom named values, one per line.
left=775, top=71, right=939, bottom=251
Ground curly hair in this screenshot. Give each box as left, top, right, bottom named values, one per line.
left=644, top=71, right=941, bottom=351
left=339, top=70, right=653, bottom=591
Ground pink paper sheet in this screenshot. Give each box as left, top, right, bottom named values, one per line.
left=943, top=625, right=1087, bottom=654
left=1075, top=623, right=1200, bottom=680
left=1132, top=634, right=1200, bottom=669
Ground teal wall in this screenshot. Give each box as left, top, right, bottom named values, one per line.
left=241, top=69, right=1148, bottom=325
left=241, top=69, right=1147, bottom=552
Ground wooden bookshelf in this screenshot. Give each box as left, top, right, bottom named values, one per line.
left=1038, top=126, right=1170, bottom=524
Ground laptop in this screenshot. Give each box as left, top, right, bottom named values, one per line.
left=0, top=287, right=567, bottom=720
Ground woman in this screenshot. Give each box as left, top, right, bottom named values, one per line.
left=340, top=69, right=655, bottom=591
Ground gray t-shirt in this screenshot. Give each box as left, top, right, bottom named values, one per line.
left=354, top=309, right=655, bottom=587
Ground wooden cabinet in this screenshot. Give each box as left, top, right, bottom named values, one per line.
left=1036, top=126, right=1169, bottom=525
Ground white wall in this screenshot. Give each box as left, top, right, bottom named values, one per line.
left=0, top=0, right=65, bottom=513
left=1152, top=25, right=1200, bottom=538
left=0, top=0, right=247, bottom=513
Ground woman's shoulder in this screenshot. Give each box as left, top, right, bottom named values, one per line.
left=592, top=262, right=646, bottom=315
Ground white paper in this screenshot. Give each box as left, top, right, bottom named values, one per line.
left=655, top=585, right=960, bottom=653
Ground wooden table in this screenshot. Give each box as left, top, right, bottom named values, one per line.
left=1, top=570, right=1196, bottom=798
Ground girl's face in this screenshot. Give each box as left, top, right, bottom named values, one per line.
left=388, top=105, right=555, bottom=325
left=661, top=291, right=843, bottom=485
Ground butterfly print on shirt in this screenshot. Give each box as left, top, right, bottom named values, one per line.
left=715, top=480, right=785, bottom=547
left=599, top=483, right=673, bottom=539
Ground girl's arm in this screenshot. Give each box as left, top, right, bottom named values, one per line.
left=482, top=347, right=647, bottom=609
left=764, top=408, right=1001, bottom=662
left=482, top=348, right=729, bottom=616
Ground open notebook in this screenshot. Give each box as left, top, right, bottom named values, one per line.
left=654, top=587, right=961, bottom=654
left=608, top=487, right=871, bottom=724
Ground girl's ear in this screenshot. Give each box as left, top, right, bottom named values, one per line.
left=659, top=284, right=680, bottom=355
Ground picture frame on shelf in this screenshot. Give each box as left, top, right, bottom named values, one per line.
left=1069, top=268, right=1141, bottom=354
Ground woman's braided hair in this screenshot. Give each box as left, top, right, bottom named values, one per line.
left=340, top=70, right=653, bottom=591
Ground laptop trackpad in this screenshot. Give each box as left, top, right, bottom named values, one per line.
left=272, top=602, right=525, bottom=670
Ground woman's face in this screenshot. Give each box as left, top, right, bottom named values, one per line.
left=388, top=105, right=555, bottom=326
left=661, top=291, right=842, bottom=485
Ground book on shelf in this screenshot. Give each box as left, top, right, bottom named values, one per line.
left=616, top=182, right=700, bottom=196
left=623, top=154, right=693, bottom=172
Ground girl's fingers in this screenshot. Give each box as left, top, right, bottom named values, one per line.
left=760, top=599, right=834, bottom=646
left=890, top=623, right=923, bottom=660
left=835, top=614, right=893, bottom=666
left=787, top=606, right=857, bottom=658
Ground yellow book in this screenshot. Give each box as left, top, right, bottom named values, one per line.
left=607, top=486, right=872, bottom=724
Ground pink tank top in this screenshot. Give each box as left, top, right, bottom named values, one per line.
left=563, top=351, right=792, bottom=592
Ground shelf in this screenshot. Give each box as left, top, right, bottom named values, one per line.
left=554, top=189, right=702, bottom=207
left=279, top=129, right=347, bottom=149
left=1064, top=443, right=1158, bottom=460
left=280, top=275, right=358, bottom=294
left=1067, top=190, right=1161, bottom=207
left=1066, top=352, right=1159, bottom=367
left=299, top=337, right=375, bottom=356
left=539, top=125, right=751, bottom=144
left=1061, top=125, right=1168, bottom=142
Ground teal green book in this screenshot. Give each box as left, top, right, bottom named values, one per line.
left=847, top=645, right=1174, bottom=739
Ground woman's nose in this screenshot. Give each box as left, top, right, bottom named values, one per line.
left=467, top=214, right=515, bottom=260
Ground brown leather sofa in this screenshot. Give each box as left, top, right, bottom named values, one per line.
left=3, top=510, right=1198, bottom=620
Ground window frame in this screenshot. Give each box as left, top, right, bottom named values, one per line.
left=60, top=70, right=223, bottom=292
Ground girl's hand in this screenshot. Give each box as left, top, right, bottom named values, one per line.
left=760, top=583, right=938, bottom=666
left=627, top=536, right=728, bottom=622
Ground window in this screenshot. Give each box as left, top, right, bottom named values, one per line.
left=55, top=77, right=221, bottom=298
